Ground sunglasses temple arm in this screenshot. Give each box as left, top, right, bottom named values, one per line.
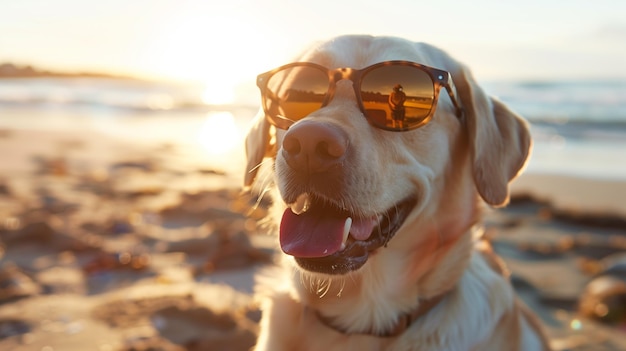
left=444, top=77, right=464, bottom=119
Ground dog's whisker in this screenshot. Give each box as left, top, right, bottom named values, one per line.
left=313, top=277, right=332, bottom=298
left=246, top=188, right=269, bottom=217
left=298, top=271, right=307, bottom=286
left=317, top=279, right=332, bottom=298
left=248, top=159, right=269, bottom=175
left=299, top=271, right=309, bottom=292
left=308, top=275, right=317, bottom=294
left=315, top=278, right=323, bottom=295
left=347, top=271, right=359, bottom=287
left=253, top=186, right=272, bottom=209
left=255, top=162, right=275, bottom=191
left=336, top=278, right=346, bottom=298
left=254, top=158, right=273, bottom=177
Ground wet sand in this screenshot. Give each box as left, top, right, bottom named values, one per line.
left=0, top=128, right=624, bottom=351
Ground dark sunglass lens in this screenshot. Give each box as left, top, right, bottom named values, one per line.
left=360, top=65, right=435, bottom=130
left=265, top=66, right=328, bottom=123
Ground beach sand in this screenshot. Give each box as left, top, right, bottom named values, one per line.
left=0, top=127, right=624, bottom=351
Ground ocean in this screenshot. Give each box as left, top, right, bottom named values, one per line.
left=0, top=77, right=625, bottom=180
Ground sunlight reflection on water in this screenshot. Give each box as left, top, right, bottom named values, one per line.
left=197, top=111, right=241, bottom=156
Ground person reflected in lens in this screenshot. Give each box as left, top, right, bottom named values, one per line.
left=388, top=84, right=406, bottom=128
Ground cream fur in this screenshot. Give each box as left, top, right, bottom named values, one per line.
left=245, top=35, right=551, bottom=351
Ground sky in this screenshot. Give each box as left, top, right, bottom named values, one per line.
left=1, top=0, right=625, bottom=103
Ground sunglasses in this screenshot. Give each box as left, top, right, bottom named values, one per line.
left=256, top=60, right=463, bottom=131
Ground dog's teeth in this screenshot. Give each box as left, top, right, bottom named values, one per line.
left=290, top=193, right=311, bottom=215
left=340, top=217, right=352, bottom=250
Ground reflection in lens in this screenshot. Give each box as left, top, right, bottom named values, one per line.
left=361, top=65, right=434, bottom=130
left=266, top=66, right=328, bottom=121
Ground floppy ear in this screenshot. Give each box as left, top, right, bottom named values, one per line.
left=243, top=109, right=275, bottom=191
left=454, top=66, right=532, bottom=207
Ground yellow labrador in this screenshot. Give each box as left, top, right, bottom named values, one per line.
left=244, top=35, right=551, bottom=351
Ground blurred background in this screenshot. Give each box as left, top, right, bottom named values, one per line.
left=1, top=0, right=625, bottom=179
left=1, top=1, right=625, bottom=350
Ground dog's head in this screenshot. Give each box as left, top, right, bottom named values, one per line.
left=244, top=35, right=530, bottom=279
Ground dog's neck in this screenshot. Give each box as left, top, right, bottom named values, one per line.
left=313, top=289, right=450, bottom=337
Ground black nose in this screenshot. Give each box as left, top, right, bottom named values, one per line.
left=282, top=121, right=348, bottom=174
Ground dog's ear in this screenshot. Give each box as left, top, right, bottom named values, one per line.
left=454, top=66, right=531, bottom=207
left=243, top=110, right=275, bottom=191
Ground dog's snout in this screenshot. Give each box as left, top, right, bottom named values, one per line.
left=282, top=121, right=348, bottom=173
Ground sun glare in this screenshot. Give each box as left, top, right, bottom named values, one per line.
left=145, top=3, right=291, bottom=106
left=197, top=111, right=241, bottom=155
left=202, top=83, right=235, bottom=105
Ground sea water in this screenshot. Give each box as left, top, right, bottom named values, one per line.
left=483, top=80, right=626, bottom=180
left=0, top=77, right=625, bottom=179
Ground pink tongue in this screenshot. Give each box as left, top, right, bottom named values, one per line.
left=280, top=208, right=379, bottom=258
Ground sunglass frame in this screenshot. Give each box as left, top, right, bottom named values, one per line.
left=257, top=60, right=463, bottom=131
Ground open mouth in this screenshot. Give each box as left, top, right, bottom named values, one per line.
left=279, top=193, right=417, bottom=275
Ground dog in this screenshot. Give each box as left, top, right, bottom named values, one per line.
left=243, top=35, right=552, bottom=351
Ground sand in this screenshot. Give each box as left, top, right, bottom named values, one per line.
left=0, top=128, right=624, bottom=351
